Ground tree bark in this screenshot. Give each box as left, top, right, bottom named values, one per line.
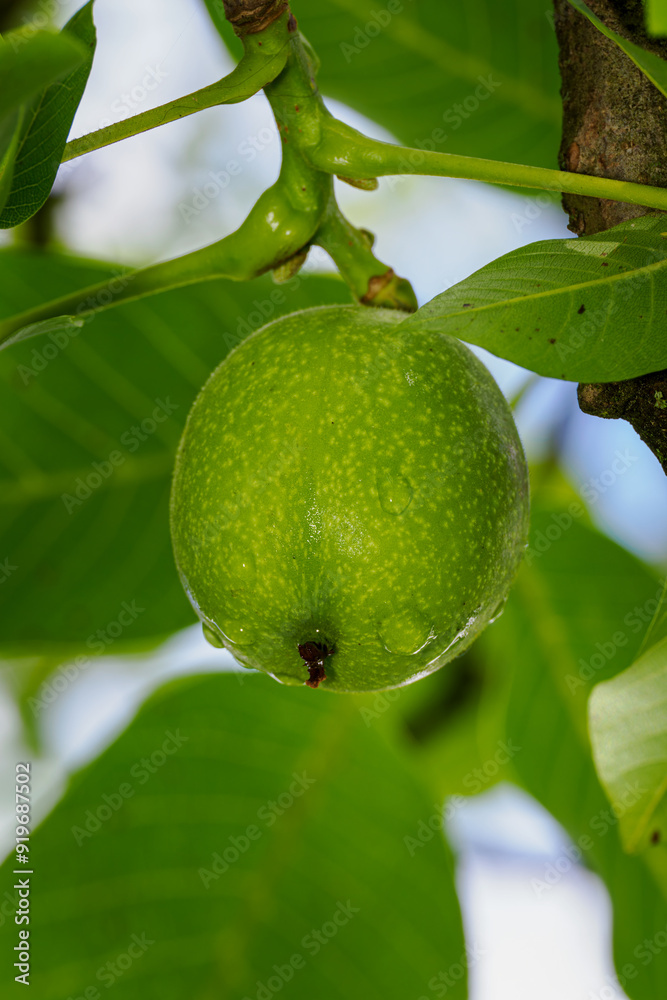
left=554, top=0, right=667, bottom=474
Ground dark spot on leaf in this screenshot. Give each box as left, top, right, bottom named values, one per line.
left=578, top=304, right=585, bottom=314
left=535, top=328, right=540, bottom=332
left=601, top=262, right=609, bottom=266
left=652, top=830, right=661, bottom=844
left=549, top=338, right=556, bottom=344
left=462, top=303, right=473, bottom=308
left=515, top=328, right=519, bottom=332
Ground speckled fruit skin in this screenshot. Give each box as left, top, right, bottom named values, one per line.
left=170, top=305, right=529, bottom=693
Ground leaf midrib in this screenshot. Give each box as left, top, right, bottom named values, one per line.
left=420, top=251, right=667, bottom=324
left=0, top=450, right=173, bottom=504
left=328, top=0, right=561, bottom=120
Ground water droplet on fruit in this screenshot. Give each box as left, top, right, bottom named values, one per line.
left=218, top=620, right=255, bottom=647
left=202, top=622, right=225, bottom=648
left=376, top=471, right=413, bottom=515
left=379, top=608, right=433, bottom=654
left=226, top=550, right=256, bottom=580
left=442, top=613, right=479, bottom=654
left=488, top=598, right=506, bottom=623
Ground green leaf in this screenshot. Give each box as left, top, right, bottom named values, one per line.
left=640, top=579, right=667, bottom=653
left=0, top=26, right=89, bottom=212
left=590, top=636, right=667, bottom=854
left=0, top=2, right=96, bottom=230
left=0, top=109, right=22, bottom=214
left=0, top=249, right=350, bottom=658
left=478, top=503, right=667, bottom=997
left=205, top=0, right=562, bottom=167
left=568, top=0, right=667, bottom=97
left=0, top=672, right=467, bottom=1000
left=406, top=213, right=667, bottom=382
left=647, top=0, right=667, bottom=36
left=0, top=28, right=88, bottom=122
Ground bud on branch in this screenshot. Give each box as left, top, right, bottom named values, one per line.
left=223, top=0, right=291, bottom=34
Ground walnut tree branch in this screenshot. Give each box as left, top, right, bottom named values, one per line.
left=554, top=0, right=667, bottom=475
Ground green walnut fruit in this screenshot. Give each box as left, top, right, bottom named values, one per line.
left=170, top=305, right=529, bottom=692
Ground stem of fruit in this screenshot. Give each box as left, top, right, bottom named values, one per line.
left=259, top=16, right=418, bottom=309
left=0, top=172, right=330, bottom=347
left=313, top=197, right=417, bottom=312
left=306, top=116, right=667, bottom=212
left=0, top=3, right=420, bottom=347
left=61, top=11, right=293, bottom=162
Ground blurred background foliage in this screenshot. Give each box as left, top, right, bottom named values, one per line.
left=1, top=0, right=666, bottom=998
